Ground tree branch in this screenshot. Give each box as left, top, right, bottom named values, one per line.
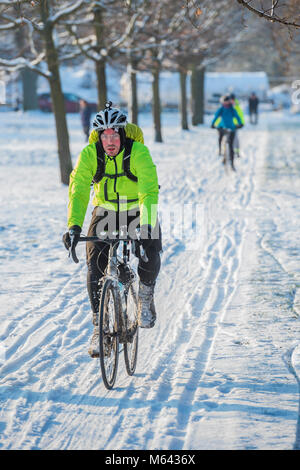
left=48, top=0, right=86, bottom=25
left=235, top=0, right=300, bottom=28
left=0, top=12, right=43, bottom=31
left=0, top=54, right=50, bottom=78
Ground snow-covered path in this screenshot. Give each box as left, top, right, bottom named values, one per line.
left=0, top=111, right=300, bottom=450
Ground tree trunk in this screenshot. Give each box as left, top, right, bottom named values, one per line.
left=191, top=65, right=205, bottom=126
left=21, top=68, right=38, bottom=110
left=198, top=66, right=205, bottom=124
left=152, top=67, right=162, bottom=143
left=179, top=69, right=188, bottom=130
left=15, top=29, right=38, bottom=111
left=41, top=0, right=73, bottom=186
left=128, top=56, right=138, bottom=125
left=94, top=6, right=107, bottom=109
left=95, top=59, right=107, bottom=109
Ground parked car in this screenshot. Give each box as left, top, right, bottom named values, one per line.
left=38, top=92, right=97, bottom=113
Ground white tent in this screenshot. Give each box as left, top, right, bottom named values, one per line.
left=205, top=72, right=269, bottom=102
left=121, top=70, right=270, bottom=108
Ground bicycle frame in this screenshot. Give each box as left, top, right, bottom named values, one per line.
left=219, top=128, right=235, bottom=169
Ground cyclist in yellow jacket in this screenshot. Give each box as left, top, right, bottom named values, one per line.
left=63, top=102, right=162, bottom=357
left=230, top=93, right=245, bottom=158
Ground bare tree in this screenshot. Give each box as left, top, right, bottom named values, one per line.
left=121, top=0, right=151, bottom=125
left=179, top=1, right=244, bottom=126
left=132, top=2, right=188, bottom=141
left=0, top=0, right=86, bottom=185
left=64, top=0, right=139, bottom=110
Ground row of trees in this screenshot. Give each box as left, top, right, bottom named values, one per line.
left=0, top=1, right=298, bottom=184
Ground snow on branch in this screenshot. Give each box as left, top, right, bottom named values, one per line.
left=110, top=12, right=139, bottom=50
left=0, top=0, right=29, bottom=5
left=0, top=55, right=50, bottom=78
left=235, top=0, right=300, bottom=29
left=66, top=26, right=103, bottom=62
left=48, top=0, right=86, bottom=25
left=0, top=12, right=43, bottom=31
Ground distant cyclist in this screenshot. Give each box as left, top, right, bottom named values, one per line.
left=63, top=102, right=162, bottom=358
left=211, top=94, right=243, bottom=171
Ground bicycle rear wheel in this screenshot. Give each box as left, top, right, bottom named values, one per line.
left=221, top=136, right=227, bottom=166
left=124, top=283, right=139, bottom=376
left=99, top=279, right=119, bottom=390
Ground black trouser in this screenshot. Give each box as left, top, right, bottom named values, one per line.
left=86, top=207, right=162, bottom=313
left=249, top=110, right=258, bottom=124
left=218, top=129, right=235, bottom=164
left=83, top=125, right=89, bottom=141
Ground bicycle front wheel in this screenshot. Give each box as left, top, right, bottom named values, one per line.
left=124, top=282, right=139, bottom=376
left=99, top=279, right=119, bottom=390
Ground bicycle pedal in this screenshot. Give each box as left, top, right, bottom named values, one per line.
left=89, top=351, right=100, bottom=358
left=117, top=264, right=133, bottom=284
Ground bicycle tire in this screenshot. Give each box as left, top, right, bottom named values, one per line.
left=221, top=136, right=227, bottom=166
left=99, top=278, right=119, bottom=390
left=124, top=283, right=139, bottom=376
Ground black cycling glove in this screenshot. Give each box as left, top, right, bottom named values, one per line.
left=62, top=225, right=81, bottom=251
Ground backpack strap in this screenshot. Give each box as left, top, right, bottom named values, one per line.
left=91, top=137, right=159, bottom=204
left=93, top=138, right=137, bottom=184
left=123, top=138, right=137, bottom=182
left=92, top=140, right=105, bottom=184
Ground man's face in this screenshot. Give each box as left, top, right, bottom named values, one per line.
left=100, top=128, right=121, bottom=156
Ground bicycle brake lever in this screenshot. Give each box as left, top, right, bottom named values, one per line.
left=69, top=235, right=79, bottom=264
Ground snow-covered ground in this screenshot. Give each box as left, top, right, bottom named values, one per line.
left=0, top=109, right=300, bottom=450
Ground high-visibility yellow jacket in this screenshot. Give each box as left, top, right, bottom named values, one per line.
left=68, top=124, right=159, bottom=229
left=232, top=99, right=245, bottom=125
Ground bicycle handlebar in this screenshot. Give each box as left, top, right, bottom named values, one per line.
left=212, top=127, right=240, bottom=131
left=69, top=235, right=149, bottom=264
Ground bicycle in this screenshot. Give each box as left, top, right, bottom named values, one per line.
left=70, top=228, right=148, bottom=390
left=220, top=128, right=235, bottom=171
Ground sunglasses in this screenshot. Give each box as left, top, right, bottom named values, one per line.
left=101, top=132, right=120, bottom=141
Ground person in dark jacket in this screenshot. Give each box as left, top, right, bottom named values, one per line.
left=79, top=99, right=92, bottom=141
left=248, top=92, right=259, bottom=125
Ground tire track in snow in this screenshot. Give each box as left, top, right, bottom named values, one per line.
left=0, top=259, right=98, bottom=449
left=0, top=124, right=268, bottom=450
left=100, top=132, right=262, bottom=450
left=106, top=193, right=251, bottom=448
left=149, top=220, right=245, bottom=449
left=142, top=134, right=260, bottom=449
left=0, top=266, right=85, bottom=376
